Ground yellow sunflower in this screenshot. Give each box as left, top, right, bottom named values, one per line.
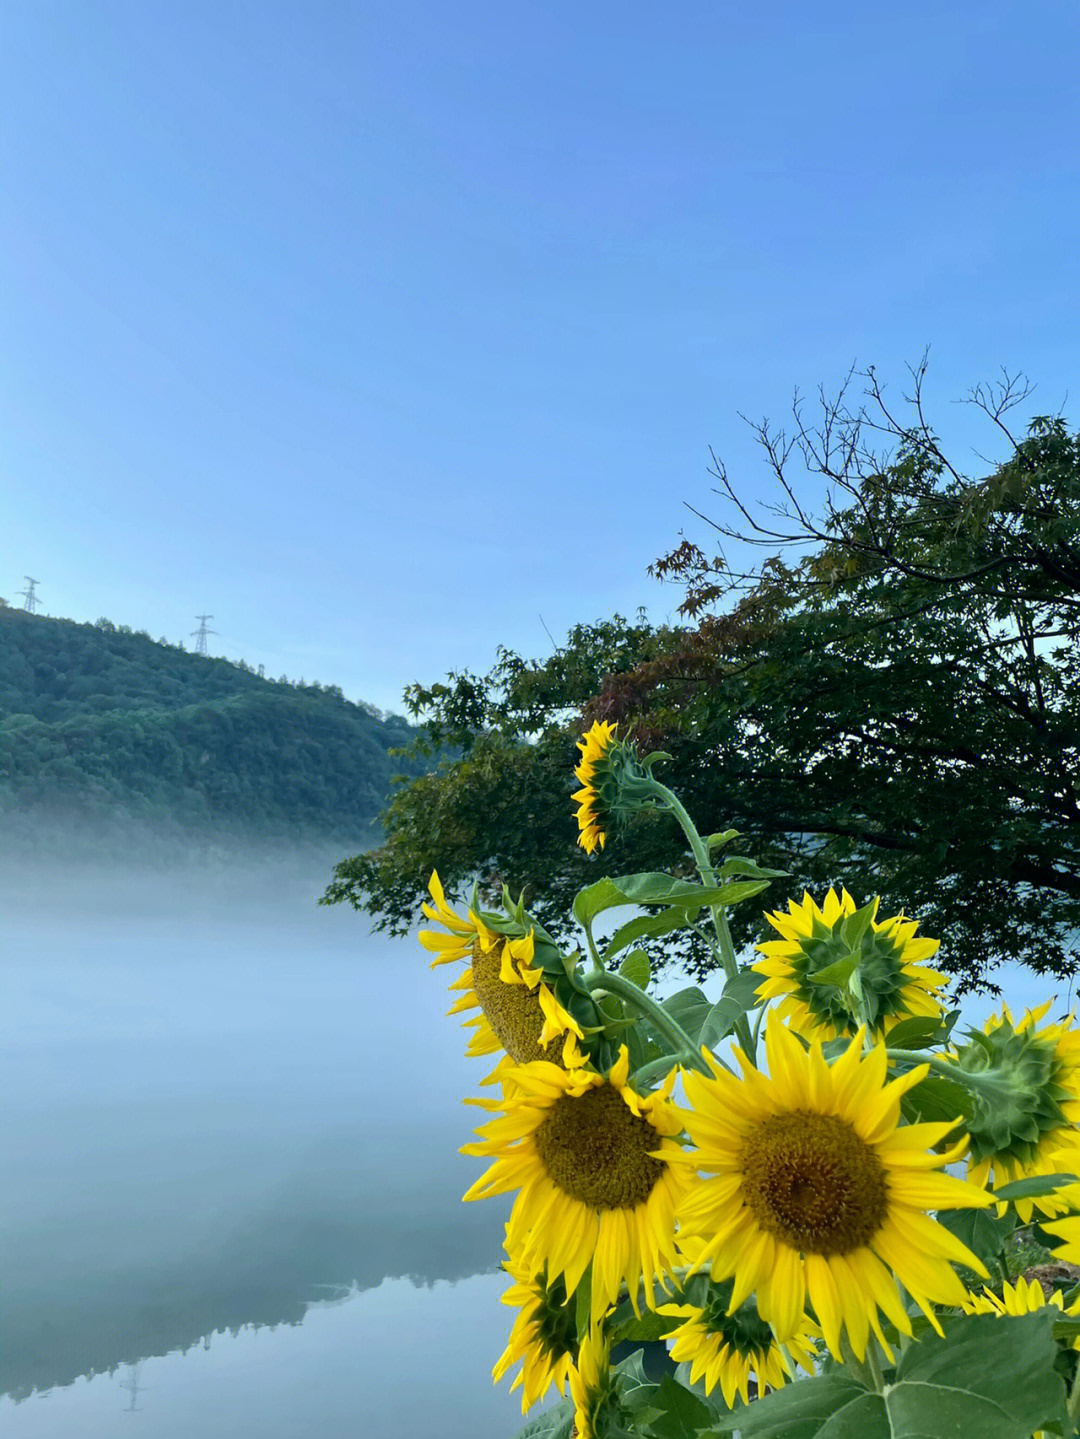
left=419, top=871, right=583, bottom=1071
left=572, top=720, right=619, bottom=853
left=753, top=888, right=948, bottom=1040
left=461, top=1046, right=685, bottom=1322
left=958, top=1002, right=1080, bottom=1221
left=493, top=1255, right=579, bottom=1413
left=673, top=1016, right=993, bottom=1360
left=1043, top=1204, right=1080, bottom=1265
left=658, top=1269, right=818, bottom=1408
left=961, top=1274, right=1080, bottom=1335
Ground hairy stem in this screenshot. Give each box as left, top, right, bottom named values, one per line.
left=583, top=966, right=711, bottom=1074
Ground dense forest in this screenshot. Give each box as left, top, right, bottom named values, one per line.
left=0, top=606, right=428, bottom=851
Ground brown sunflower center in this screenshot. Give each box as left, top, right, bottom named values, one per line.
left=534, top=1084, right=664, bottom=1209
left=470, top=941, right=563, bottom=1064
left=739, top=1111, right=888, bottom=1256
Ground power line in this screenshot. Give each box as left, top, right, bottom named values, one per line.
left=18, top=577, right=41, bottom=613
left=191, top=614, right=217, bottom=655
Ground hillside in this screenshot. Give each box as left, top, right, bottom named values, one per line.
left=0, top=608, right=428, bottom=851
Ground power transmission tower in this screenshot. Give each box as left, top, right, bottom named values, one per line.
left=191, top=614, right=216, bottom=655
left=18, top=577, right=41, bottom=613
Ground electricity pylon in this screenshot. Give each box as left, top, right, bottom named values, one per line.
left=191, top=615, right=216, bottom=655
left=18, top=577, right=41, bottom=613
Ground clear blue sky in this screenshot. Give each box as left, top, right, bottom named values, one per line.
left=3, top=0, right=1078, bottom=713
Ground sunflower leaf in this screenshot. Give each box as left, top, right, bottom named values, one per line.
left=898, top=1071, right=972, bottom=1126
left=574, top=1265, right=592, bottom=1341
left=700, top=969, right=764, bottom=1048
left=994, top=1172, right=1080, bottom=1200
left=658, top=986, right=714, bottom=1047
left=579, top=872, right=771, bottom=927
left=935, top=1206, right=1014, bottom=1270
left=885, top=1013, right=955, bottom=1049
left=601, top=882, right=772, bottom=961
left=618, top=950, right=651, bottom=990
left=610, top=1307, right=683, bottom=1343
left=637, top=1375, right=717, bottom=1439
left=509, top=1399, right=575, bottom=1439
left=810, top=952, right=861, bottom=988
left=714, top=853, right=789, bottom=880
left=732, top=1311, right=1063, bottom=1439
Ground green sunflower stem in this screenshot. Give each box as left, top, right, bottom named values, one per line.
left=582, top=966, right=711, bottom=1075
left=1067, top=1352, right=1080, bottom=1434
left=841, top=1335, right=886, bottom=1393
left=648, top=781, right=757, bottom=1059
left=885, top=1047, right=1032, bottom=1103
left=634, top=1050, right=731, bottom=1086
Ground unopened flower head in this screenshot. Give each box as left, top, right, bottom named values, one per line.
left=567, top=1325, right=618, bottom=1439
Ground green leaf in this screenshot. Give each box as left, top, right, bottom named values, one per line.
left=658, top=986, right=714, bottom=1046
left=610, top=1307, right=683, bottom=1344
left=601, top=881, right=772, bottom=962
left=611, top=1345, right=652, bottom=1388
left=575, top=1265, right=592, bottom=1341
left=885, top=1014, right=953, bottom=1049
left=636, top=1375, right=716, bottom=1439
left=811, top=952, right=861, bottom=988
left=715, top=854, right=790, bottom=880
left=706, top=829, right=741, bottom=851
left=935, top=1206, right=1014, bottom=1271
left=994, top=1172, right=1080, bottom=1201
left=730, top=1373, right=866, bottom=1438
left=574, top=876, right=637, bottom=927
left=618, top=949, right=652, bottom=989
left=840, top=902, right=877, bottom=951
left=604, top=907, right=698, bottom=961
left=899, top=1070, right=972, bottom=1126
left=576, top=873, right=770, bottom=945
left=700, top=969, right=764, bottom=1048
left=736, top=1311, right=1064, bottom=1439
left=623, top=1018, right=651, bottom=1072
left=510, top=1400, right=575, bottom=1439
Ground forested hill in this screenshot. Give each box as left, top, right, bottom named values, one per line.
left=0, top=607, right=428, bottom=849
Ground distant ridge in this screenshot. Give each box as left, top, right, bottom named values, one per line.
left=0, top=607, right=428, bottom=852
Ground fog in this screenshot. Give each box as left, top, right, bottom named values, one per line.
left=2, top=836, right=1067, bottom=1436
left=1, top=844, right=519, bottom=1434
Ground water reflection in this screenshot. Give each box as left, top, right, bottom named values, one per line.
left=0, top=854, right=511, bottom=1412
left=0, top=1274, right=531, bottom=1439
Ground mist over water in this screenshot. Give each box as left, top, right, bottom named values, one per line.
left=1, top=844, right=524, bottom=1436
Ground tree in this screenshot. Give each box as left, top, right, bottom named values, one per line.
left=324, top=363, right=1080, bottom=994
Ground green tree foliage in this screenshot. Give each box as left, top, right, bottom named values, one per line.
left=326, top=366, right=1080, bottom=993
left=0, top=611, right=427, bottom=845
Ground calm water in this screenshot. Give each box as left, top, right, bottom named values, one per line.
left=0, top=854, right=530, bottom=1438
left=1, top=851, right=1060, bottom=1439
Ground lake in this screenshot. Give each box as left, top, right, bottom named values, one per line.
left=1, top=848, right=1059, bottom=1439
left=0, top=851, right=531, bottom=1438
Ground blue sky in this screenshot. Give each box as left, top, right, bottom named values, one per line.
left=3, top=0, right=1078, bottom=713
